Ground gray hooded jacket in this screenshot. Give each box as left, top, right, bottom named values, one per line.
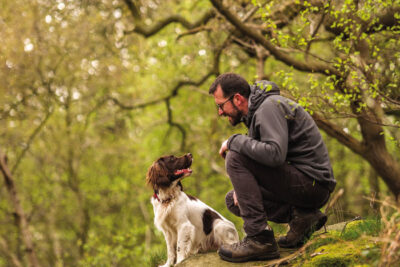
left=227, top=81, right=336, bottom=192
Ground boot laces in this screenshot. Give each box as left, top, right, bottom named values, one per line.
left=231, top=236, right=251, bottom=249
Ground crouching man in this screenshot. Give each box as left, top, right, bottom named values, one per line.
left=209, top=73, right=336, bottom=262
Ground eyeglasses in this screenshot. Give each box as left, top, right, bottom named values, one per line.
left=216, top=95, right=234, bottom=111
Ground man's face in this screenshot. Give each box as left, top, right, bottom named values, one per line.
left=213, top=85, right=243, bottom=126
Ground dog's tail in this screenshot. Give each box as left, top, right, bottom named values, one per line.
left=213, top=220, right=239, bottom=245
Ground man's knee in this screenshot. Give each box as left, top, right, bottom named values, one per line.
left=225, top=190, right=241, bottom=217
left=225, top=151, right=246, bottom=173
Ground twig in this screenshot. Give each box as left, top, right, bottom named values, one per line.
left=263, top=239, right=317, bottom=266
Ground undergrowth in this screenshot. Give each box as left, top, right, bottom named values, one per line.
left=292, top=197, right=399, bottom=267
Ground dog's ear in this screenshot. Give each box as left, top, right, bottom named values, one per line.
left=146, top=160, right=170, bottom=190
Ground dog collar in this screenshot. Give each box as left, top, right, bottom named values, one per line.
left=153, top=193, right=160, bottom=201
left=153, top=193, right=173, bottom=204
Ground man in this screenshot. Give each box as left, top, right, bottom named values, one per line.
left=209, top=73, right=336, bottom=263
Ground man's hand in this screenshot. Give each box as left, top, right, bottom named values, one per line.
left=219, top=139, right=229, bottom=159
left=233, top=191, right=238, bottom=206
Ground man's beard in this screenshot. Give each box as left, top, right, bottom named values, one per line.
left=227, top=103, right=243, bottom=126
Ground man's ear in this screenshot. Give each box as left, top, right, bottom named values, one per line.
left=234, top=93, right=244, bottom=105
left=146, top=160, right=170, bottom=190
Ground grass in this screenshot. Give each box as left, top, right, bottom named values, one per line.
left=146, top=248, right=166, bottom=267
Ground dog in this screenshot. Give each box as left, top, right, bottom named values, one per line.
left=146, top=153, right=239, bottom=266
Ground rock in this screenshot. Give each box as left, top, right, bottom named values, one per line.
left=174, top=220, right=380, bottom=267
left=176, top=247, right=298, bottom=267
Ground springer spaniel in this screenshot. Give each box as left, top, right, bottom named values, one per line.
left=146, top=153, right=239, bottom=266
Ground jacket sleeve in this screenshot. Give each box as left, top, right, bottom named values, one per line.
left=227, top=99, right=288, bottom=166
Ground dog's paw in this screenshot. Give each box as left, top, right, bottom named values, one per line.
left=176, top=255, right=187, bottom=265
left=159, top=261, right=173, bottom=267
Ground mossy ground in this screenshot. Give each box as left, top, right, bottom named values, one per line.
left=149, top=220, right=385, bottom=267
left=291, top=219, right=382, bottom=267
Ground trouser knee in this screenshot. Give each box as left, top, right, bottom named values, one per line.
left=225, top=151, right=246, bottom=176
left=225, top=190, right=241, bottom=217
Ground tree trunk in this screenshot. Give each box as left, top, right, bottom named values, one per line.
left=0, top=151, right=40, bottom=267
left=363, top=143, right=400, bottom=200
left=356, top=101, right=400, bottom=199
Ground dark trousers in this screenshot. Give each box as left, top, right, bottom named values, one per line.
left=225, top=151, right=330, bottom=236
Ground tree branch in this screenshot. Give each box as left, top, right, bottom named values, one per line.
left=124, top=8, right=215, bottom=37
left=109, top=96, right=167, bottom=110
left=312, top=112, right=366, bottom=155
left=324, top=6, right=400, bottom=37
left=165, top=99, right=186, bottom=151
left=11, top=110, right=53, bottom=175
left=210, top=0, right=341, bottom=77
left=306, top=0, right=331, bottom=58
left=0, top=236, right=23, bottom=267
left=123, top=0, right=141, bottom=20
left=176, top=26, right=212, bottom=40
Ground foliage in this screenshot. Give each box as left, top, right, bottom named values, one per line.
left=0, top=0, right=399, bottom=266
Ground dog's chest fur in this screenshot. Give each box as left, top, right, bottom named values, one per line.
left=152, top=187, right=188, bottom=230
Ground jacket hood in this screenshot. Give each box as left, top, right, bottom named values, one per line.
left=243, top=80, right=280, bottom=127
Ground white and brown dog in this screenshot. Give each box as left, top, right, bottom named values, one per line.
left=146, top=153, right=239, bottom=266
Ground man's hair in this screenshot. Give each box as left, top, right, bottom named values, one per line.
left=209, top=73, right=250, bottom=98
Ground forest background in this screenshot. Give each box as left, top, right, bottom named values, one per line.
left=1, top=0, right=399, bottom=266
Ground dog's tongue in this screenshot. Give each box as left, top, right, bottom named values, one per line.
left=174, top=168, right=192, bottom=175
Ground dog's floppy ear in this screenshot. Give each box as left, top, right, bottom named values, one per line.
left=146, top=159, right=170, bottom=190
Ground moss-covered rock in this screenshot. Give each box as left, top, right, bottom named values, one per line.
left=302, top=241, right=363, bottom=266
left=341, top=219, right=381, bottom=240
left=161, top=221, right=383, bottom=267
left=295, top=221, right=382, bottom=267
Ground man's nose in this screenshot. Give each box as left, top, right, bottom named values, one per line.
left=218, top=108, right=224, bottom=116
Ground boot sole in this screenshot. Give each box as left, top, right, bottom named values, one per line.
left=218, top=251, right=280, bottom=263
left=279, top=214, right=327, bottom=248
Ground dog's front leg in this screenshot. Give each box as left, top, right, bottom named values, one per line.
left=160, top=229, right=177, bottom=267
left=176, top=222, right=195, bottom=264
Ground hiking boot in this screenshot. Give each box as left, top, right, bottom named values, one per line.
left=218, top=229, right=280, bottom=262
left=278, top=208, right=327, bottom=248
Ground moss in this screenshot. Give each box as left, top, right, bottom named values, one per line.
left=270, top=221, right=289, bottom=235
left=306, top=236, right=340, bottom=253
left=303, top=242, right=360, bottom=266
left=341, top=219, right=381, bottom=240
left=306, top=254, right=352, bottom=266
left=299, top=235, right=381, bottom=267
